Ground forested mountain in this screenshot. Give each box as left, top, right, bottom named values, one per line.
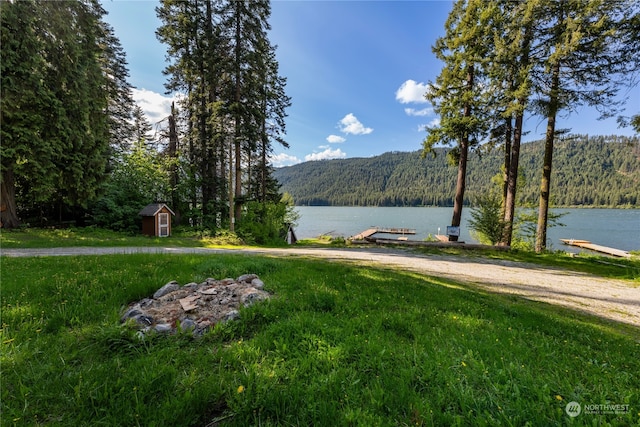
left=274, top=135, right=640, bottom=207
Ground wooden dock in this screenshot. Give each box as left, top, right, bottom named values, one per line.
left=350, top=227, right=416, bottom=241
left=560, top=239, right=631, bottom=258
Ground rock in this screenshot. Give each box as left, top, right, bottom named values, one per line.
left=154, top=323, right=173, bottom=333
left=153, top=281, right=180, bottom=299
left=133, top=314, right=153, bottom=326
left=179, top=318, right=196, bottom=332
left=182, top=282, right=198, bottom=290
left=240, top=288, right=268, bottom=306
left=237, top=274, right=258, bottom=283
left=223, top=310, right=240, bottom=322
left=121, top=307, right=142, bottom=322
left=121, top=274, right=270, bottom=337
left=139, top=298, right=154, bottom=308
left=251, top=278, right=265, bottom=289
left=179, top=295, right=200, bottom=311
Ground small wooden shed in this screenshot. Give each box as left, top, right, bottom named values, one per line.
left=139, top=203, right=175, bottom=237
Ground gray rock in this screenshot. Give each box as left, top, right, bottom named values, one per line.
left=241, top=289, right=268, bottom=306
left=251, top=278, right=265, bottom=289
left=179, top=318, right=196, bottom=332
left=139, top=298, right=154, bottom=308
left=237, top=274, right=258, bottom=283
left=223, top=310, right=240, bottom=322
left=153, top=281, right=180, bottom=299
left=133, top=314, right=153, bottom=326
left=121, top=307, right=142, bottom=322
left=154, top=323, right=173, bottom=333
left=182, top=282, right=198, bottom=290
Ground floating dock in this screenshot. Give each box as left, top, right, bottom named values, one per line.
left=350, top=227, right=416, bottom=241
left=560, top=239, right=631, bottom=258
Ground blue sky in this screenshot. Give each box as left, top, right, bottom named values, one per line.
left=101, top=0, right=639, bottom=167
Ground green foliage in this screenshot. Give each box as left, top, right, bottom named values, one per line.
left=1, top=0, right=134, bottom=227
left=632, top=114, right=640, bottom=134
left=514, top=208, right=567, bottom=251
left=281, top=192, right=300, bottom=228
left=274, top=135, right=640, bottom=208
left=2, top=254, right=638, bottom=425
left=156, top=0, right=290, bottom=230
left=237, top=201, right=288, bottom=245
left=468, top=192, right=506, bottom=245
left=91, top=145, right=171, bottom=232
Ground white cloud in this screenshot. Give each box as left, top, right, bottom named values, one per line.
left=326, top=134, right=346, bottom=143
left=269, top=152, right=301, bottom=167
left=132, top=88, right=175, bottom=125
left=417, top=118, right=441, bottom=132
left=404, top=107, right=433, bottom=117
left=338, top=113, right=373, bottom=135
left=305, top=147, right=347, bottom=161
left=427, top=118, right=441, bottom=128
left=395, top=80, right=429, bottom=104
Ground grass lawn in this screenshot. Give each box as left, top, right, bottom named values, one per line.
left=1, top=253, right=638, bottom=426
left=0, top=227, right=248, bottom=249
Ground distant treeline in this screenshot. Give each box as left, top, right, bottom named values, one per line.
left=273, top=135, right=640, bottom=207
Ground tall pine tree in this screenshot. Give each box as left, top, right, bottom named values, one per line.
left=531, top=0, right=640, bottom=251
left=1, top=0, right=132, bottom=227
left=424, top=0, right=494, bottom=240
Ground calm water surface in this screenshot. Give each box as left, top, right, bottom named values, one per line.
left=293, top=207, right=640, bottom=252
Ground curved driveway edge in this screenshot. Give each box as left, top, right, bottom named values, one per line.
left=2, top=246, right=639, bottom=329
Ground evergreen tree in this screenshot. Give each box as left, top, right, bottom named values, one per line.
left=531, top=0, right=640, bottom=252
left=489, top=0, right=538, bottom=246
left=1, top=0, right=131, bottom=227
left=424, top=0, right=494, bottom=241
left=156, top=0, right=289, bottom=235
left=0, top=0, right=51, bottom=227
left=132, top=105, right=154, bottom=149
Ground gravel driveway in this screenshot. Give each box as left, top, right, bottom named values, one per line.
left=3, top=246, right=639, bottom=328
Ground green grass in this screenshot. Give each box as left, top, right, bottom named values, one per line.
left=0, top=227, right=247, bottom=249
left=2, top=254, right=639, bottom=426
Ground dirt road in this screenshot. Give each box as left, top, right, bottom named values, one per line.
left=3, top=246, right=638, bottom=328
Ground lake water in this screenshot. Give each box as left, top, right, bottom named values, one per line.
left=293, top=207, right=640, bottom=252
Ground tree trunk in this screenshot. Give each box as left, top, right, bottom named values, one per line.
left=502, top=20, right=532, bottom=247
left=0, top=168, right=20, bottom=228
left=535, top=60, right=561, bottom=253
left=502, top=111, right=523, bottom=246
left=450, top=65, right=474, bottom=241
left=502, top=117, right=512, bottom=210
left=450, top=138, right=469, bottom=241
left=168, top=102, right=181, bottom=225
left=231, top=3, right=242, bottom=231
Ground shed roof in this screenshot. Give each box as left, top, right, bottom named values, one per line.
left=138, top=203, right=175, bottom=217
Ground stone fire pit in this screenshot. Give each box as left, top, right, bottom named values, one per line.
left=121, top=274, right=270, bottom=336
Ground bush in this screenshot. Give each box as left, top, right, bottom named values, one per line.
left=236, top=201, right=289, bottom=245
left=468, top=192, right=506, bottom=245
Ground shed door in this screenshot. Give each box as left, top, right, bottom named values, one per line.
left=158, top=213, right=170, bottom=237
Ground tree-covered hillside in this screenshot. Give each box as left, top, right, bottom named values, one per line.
left=273, top=135, right=640, bottom=207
